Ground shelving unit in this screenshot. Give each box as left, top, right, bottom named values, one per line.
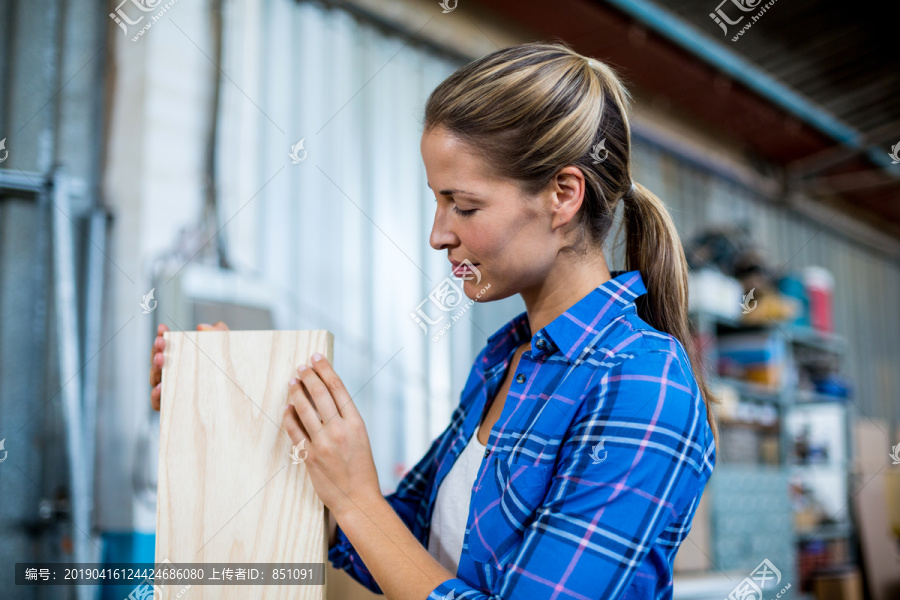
left=689, top=308, right=856, bottom=597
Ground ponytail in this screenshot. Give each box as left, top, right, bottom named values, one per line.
left=624, top=182, right=720, bottom=449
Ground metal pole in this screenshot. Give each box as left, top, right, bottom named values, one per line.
left=51, top=166, right=92, bottom=600
left=82, top=208, right=108, bottom=565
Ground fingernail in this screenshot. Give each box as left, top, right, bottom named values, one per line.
left=283, top=403, right=292, bottom=411
left=155, top=383, right=161, bottom=389
left=289, top=378, right=299, bottom=386
left=297, top=364, right=310, bottom=373
left=311, top=352, right=323, bottom=362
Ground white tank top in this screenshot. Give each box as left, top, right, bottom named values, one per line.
left=427, top=426, right=487, bottom=575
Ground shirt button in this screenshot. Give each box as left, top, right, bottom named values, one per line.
left=536, top=339, right=546, bottom=349
left=484, top=448, right=491, bottom=458
left=515, top=373, right=525, bottom=384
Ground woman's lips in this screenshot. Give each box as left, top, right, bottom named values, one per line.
left=451, top=262, right=480, bottom=278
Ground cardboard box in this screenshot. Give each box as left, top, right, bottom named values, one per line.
left=812, top=566, right=863, bottom=600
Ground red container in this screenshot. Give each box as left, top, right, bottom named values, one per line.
left=803, top=266, right=834, bottom=333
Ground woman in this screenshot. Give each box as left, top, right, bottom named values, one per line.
left=150, top=41, right=718, bottom=600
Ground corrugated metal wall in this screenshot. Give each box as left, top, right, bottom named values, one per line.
left=633, top=141, right=900, bottom=432
left=1, top=0, right=108, bottom=595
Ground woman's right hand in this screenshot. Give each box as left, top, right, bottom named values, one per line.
left=150, top=321, right=230, bottom=411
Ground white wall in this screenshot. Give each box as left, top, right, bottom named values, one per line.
left=101, top=0, right=216, bottom=531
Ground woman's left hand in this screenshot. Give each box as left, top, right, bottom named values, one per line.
left=282, top=353, right=382, bottom=517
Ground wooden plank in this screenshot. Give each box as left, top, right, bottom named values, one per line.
left=673, top=486, right=712, bottom=573
left=157, top=329, right=333, bottom=599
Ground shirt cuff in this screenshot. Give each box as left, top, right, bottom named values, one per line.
left=326, top=521, right=353, bottom=569
left=428, top=577, right=484, bottom=599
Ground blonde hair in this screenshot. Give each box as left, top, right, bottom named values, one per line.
left=422, top=40, right=720, bottom=448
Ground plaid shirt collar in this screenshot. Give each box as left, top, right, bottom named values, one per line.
left=482, top=270, right=647, bottom=368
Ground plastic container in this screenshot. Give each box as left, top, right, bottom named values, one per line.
left=803, top=266, right=834, bottom=333
left=778, top=274, right=810, bottom=327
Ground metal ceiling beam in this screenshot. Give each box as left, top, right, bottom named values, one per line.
left=785, top=117, right=900, bottom=179
left=603, top=0, right=900, bottom=178
left=795, top=169, right=900, bottom=195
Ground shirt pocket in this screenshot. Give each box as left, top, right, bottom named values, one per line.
left=466, top=455, right=552, bottom=569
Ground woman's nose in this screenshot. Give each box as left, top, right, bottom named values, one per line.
left=429, top=208, right=458, bottom=251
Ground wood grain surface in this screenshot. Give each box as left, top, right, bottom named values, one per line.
left=157, top=329, right=333, bottom=599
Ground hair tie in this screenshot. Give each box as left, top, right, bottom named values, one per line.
left=625, top=181, right=636, bottom=198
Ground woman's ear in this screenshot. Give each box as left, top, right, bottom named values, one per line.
left=549, top=167, right=587, bottom=230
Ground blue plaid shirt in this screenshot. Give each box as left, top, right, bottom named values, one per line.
left=328, top=270, right=717, bottom=599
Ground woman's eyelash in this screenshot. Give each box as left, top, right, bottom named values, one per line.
left=452, top=206, right=477, bottom=217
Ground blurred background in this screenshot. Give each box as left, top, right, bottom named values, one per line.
left=1, top=0, right=899, bottom=598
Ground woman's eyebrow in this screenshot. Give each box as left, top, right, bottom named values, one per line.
left=426, top=181, right=479, bottom=197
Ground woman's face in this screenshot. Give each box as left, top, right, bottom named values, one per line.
left=420, top=124, right=585, bottom=302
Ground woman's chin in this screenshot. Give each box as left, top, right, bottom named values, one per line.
left=462, top=277, right=493, bottom=302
